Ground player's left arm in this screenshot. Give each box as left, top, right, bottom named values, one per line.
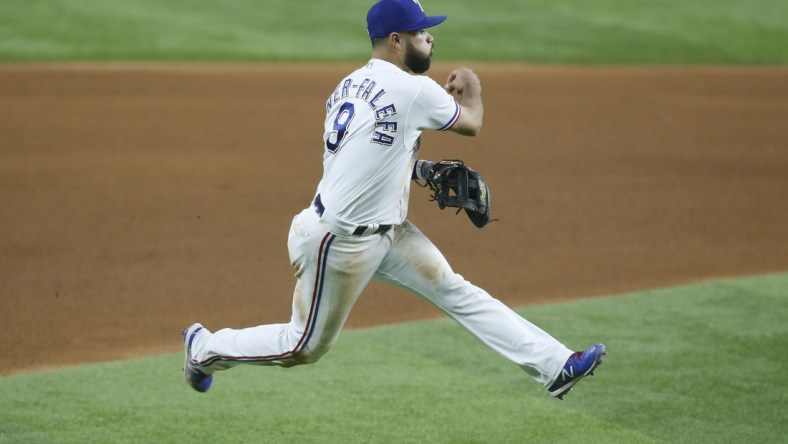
left=444, top=67, right=483, bottom=136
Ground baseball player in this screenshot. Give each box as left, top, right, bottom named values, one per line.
left=183, top=0, right=606, bottom=400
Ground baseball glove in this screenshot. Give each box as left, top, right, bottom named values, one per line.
left=422, top=160, right=492, bottom=228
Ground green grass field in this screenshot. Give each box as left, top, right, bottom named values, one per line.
left=1, top=0, right=787, bottom=63
left=1, top=274, right=786, bottom=443
left=1, top=1, right=786, bottom=442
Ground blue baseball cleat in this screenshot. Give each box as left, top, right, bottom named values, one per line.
left=548, top=343, right=606, bottom=399
left=183, top=323, right=213, bottom=393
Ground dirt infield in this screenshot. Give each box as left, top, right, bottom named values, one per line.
left=1, top=64, right=787, bottom=376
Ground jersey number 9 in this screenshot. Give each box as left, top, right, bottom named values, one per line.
left=325, top=102, right=356, bottom=153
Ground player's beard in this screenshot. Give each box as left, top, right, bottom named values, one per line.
left=404, top=40, right=432, bottom=74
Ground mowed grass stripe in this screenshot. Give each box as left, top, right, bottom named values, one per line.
left=0, top=0, right=786, bottom=63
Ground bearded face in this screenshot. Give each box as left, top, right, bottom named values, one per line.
left=403, top=38, right=432, bottom=74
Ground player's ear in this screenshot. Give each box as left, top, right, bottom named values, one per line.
left=389, top=32, right=402, bottom=49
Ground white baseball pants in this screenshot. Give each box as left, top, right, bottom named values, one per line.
left=189, top=207, right=572, bottom=386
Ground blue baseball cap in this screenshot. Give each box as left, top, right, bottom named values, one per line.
left=367, top=0, right=447, bottom=39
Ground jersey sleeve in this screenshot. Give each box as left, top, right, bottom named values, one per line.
left=410, top=77, right=461, bottom=132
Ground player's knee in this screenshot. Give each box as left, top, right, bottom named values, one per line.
left=290, top=345, right=328, bottom=365
left=440, top=279, right=491, bottom=313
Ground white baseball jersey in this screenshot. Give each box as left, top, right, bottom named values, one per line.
left=317, top=59, right=460, bottom=226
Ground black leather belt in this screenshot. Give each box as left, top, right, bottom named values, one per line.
left=352, top=224, right=391, bottom=236
left=313, top=194, right=391, bottom=236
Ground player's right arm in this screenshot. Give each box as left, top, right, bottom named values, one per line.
left=444, top=67, right=483, bottom=136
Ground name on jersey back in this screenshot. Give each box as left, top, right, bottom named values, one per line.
left=325, top=78, right=397, bottom=146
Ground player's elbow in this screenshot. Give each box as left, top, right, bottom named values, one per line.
left=465, top=122, right=482, bottom=136
left=450, top=106, right=483, bottom=136
left=452, top=121, right=482, bottom=136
